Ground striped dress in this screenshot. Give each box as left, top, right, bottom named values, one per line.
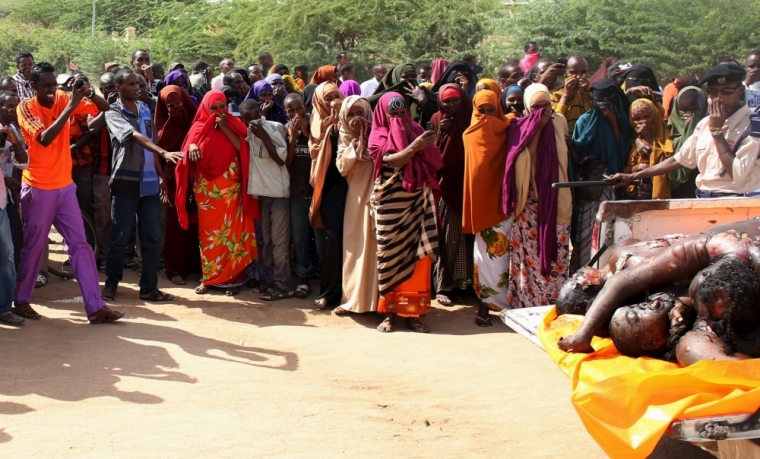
left=371, top=166, right=438, bottom=315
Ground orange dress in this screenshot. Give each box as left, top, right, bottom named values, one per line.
left=194, top=157, right=256, bottom=286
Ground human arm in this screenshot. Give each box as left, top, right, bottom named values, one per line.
left=154, top=151, right=171, bottom=205
left=1, top=125, right=27, bottom=165
left=250, top=121, right=284, bottom=166
left=558, top=238, right=711, bottom=353
left=132, top=132, right=183, bottom=164
left=384, top=130, right=435, bottom=168
left=707, top=100, right=739, bottom=180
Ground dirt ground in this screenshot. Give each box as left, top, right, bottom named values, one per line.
left=1, top=271, right=714, bottom=458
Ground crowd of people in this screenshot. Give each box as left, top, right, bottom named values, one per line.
left=1, top=43, right=760, bottom=334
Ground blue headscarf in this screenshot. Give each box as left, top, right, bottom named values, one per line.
left=572, top=78, right=632, bottom=175
left=245, top=79, right=288, bottom=124
left=501, top=85, right=524, bottom=113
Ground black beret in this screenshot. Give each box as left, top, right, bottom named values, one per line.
left=700, top=64, right=746, bottom=86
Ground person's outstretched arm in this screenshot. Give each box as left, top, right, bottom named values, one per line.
left=558, top=238, right=712, bottom=353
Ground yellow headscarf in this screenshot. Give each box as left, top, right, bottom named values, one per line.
left=282, top=74, right=303, bottom=95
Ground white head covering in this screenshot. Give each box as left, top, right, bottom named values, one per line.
left=523, top=83, right=552, bottom=114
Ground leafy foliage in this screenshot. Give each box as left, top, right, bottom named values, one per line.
left=0, top=0, right=758, bottom=83
left=490, top=0, right=760, bottom=79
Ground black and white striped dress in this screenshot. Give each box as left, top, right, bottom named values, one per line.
left=371, top=166, right=438, bottom=296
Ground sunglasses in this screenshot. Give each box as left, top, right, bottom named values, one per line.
left=706, top=84, right=741, bottom=96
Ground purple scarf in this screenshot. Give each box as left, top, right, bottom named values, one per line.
left=502, top=107, right=559, bottom=277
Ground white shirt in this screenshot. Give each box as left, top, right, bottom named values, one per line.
left=246, top=119, right=290, bottom=198
left=674, top=104, right=760, bottom=193
left=211, top=73, right=226, bottom=91
left=0, top=125, right=29, bottom=210
left=360, top=78, right=380, bottom=97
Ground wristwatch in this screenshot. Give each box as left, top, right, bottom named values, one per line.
left=710, top=128, right=724, bottom=137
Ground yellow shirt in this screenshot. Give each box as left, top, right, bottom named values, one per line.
left=550, top=86, right=592, bottom=134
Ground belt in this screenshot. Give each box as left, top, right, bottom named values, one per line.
left=695, top=190, right=746, bottom=198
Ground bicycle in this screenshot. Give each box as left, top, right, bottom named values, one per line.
left=46, top=211, right=98, bottom=279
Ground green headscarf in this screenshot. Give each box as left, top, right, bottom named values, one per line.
left=667, top=86, right=707, bottom=189
left=368, top=63, right=438, bottom=125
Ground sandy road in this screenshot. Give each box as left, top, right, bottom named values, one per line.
left=0, top=271, right=711, bottom=458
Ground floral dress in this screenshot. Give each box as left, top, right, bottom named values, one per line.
left=507, top=190, right=571, bottom=308
left=194, top=158, right=256, bottom=287
left=473, top=219, right=512, bottom=311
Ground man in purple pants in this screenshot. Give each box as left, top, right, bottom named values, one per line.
left=13, top=62, right=124, bottom=324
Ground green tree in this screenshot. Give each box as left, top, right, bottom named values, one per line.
left=489, top=0, right=760, bottom=80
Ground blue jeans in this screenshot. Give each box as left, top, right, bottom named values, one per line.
left=0, top=207, right=15, bottom=316
left=290, top=196, right=313, bottom=279
left=105, top=190, right=161, bottom=294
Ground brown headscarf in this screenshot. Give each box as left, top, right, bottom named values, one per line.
left=590, top=56, right=618, bottom=84
left=155, top=86, right=197, bottom=152
left=431, top=83, right=472, bottom=212
left=308, top=82, right=345, bottom=228
left=310, top=66, right=338, bottom=85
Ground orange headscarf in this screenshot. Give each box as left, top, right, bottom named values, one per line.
left=462, top=90, right=511, bottom=234
left=310, top=66, right=338, bottom=85
left=475, top=78, right=505, bottom=120
left=308, top=82, right=345, bottom=228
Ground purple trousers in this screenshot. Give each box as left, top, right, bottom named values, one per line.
left=14, top=183, right=104, bottom=315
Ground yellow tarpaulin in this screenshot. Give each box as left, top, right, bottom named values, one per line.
left=537, top=307, right=760, bottom=459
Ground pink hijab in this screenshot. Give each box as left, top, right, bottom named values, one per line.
left=430, top=59, right=450, bottom=86
left=368, top=92, right=442, bottom=192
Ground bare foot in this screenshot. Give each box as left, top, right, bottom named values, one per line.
left=88, top=306, right=125, bottom=324
left=333, top=307, right=349, bottom=316
left=170, top=275, right=186, bottom=285
left=558, top=333, right=594, bottom=353
left=195, top=285, right=209, bottom=295
left=377, top=315, right=394, bottom=332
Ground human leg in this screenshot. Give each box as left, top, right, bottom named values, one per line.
left=135, top=194, right=162, bottom=295
left=258, top=196, right=275, bottom=287
left=52, top=183, right=105, bottom=316
left=92, top=174, right=112, bottom=266
left=270, top=197, right=292, bottom=292
left=105, top=188, right=139, bottom=293
left=14, top=184, right=56, bottom=307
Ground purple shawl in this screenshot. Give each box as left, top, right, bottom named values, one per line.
left=502, top=107, right=559, bottom=277
left=339, top=80, right=361, bottom=97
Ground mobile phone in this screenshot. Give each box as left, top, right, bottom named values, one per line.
left=557, top=58, right=568, bottom=66
left=426, top=122, right=435, bottom=131
left=74, top=79, right=85, bottom=89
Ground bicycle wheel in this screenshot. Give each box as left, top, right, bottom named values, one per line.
left=48, top=212, right=99, bottom=279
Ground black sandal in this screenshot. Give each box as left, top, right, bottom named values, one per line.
left=11, top=303, right=41, bottom=320
left=404, top=318, right=430, bottom=333
left=294, top=282, right=310, bottom=298
left=140, top=290, right=176, bottom=302
left=475, top=315, right=493, bottom=327
left=261, top=288, right=294, bottom=301
left=101, top=288, right=116, bottom=302
left=225, top=287, right=240, bottom=296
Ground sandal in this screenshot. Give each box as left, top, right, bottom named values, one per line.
left=475, top=315, right=493, bottom=327
left=225, top=287, right=240, bottom=296
left=88, top=306, right=125, bottom=324
left=404, top=318, right=430, bottom=333
left=169, top=275, right=186, bottom=285
left=102, top=288, right=116, bottom=302
left=251, top=281, right=271, bottom=294
left=35, top=274, right=47, bottom=289
left=261, top=288, right=294, bottom=301
left=377, top=315, right=394, bottom=332
left=294, top=280, right=310, bottom=299
left=333, top=307, right=349, bottom=316
left=0, top=313, right=25, bottom=326
left=139, top=290, right=175, bottom=302
left=195, top=285, right=209, bottom=295
left=436, top=293, right=454, bottom=306
left=12, top=303, right=42, bottom=319
left=313, top=298, right=328, bottom=309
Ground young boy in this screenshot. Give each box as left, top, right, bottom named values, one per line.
left=240, top=99, right=294, bottom=300
left=283, top=94, right=315, bottom=298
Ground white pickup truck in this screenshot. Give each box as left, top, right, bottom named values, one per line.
left=502, top=198, right=760, bottom=458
